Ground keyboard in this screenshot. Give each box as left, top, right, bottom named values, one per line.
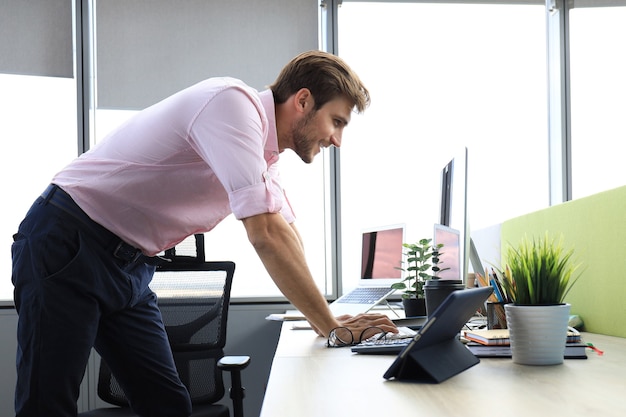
left=385, top=326, right=416, bottom=339
left=336, top=287, right=392, bottom=304
left=350, top=326, right=416, bottom=354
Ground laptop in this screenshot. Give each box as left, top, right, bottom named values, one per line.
left=352, top=286, right=493, bottom=383
left=328, top=224, right=405, bottom=317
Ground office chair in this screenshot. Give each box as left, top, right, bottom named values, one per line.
left=80, top=235, right=250, bottom=417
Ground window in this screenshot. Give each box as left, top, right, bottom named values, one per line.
left=0, top=0, right=76, bottom=301
left=569, top=4, right=626, bottom=199
left=90, top=0, right=321, bottom=299
left=337, top=1, right=548, bottom=286
left=4, top=1, right=622, bottom=302
left=0, top=75, right=78, bottom=301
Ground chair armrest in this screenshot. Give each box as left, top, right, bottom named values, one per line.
left=218, top=355, right=251, bottom=371
left=218, top=356, right=251, bottom=417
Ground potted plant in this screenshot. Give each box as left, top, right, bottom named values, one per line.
left=392, top=239, right=447, bottom=317
left=495, top=233, right=581, bottom=365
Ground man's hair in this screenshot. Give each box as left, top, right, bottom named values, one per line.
left=270, top=50, right=370, bottom=113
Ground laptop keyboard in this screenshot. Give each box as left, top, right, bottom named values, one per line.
left=337, top=287, right=392, bottom=304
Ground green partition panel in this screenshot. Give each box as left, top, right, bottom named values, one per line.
left=501, top=185, right=626, bottom=338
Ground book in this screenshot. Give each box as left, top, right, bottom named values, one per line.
left=463, top=329, right=511, bottom=345
left=466, top=342, right=588, bottom=359
left=463, top=328, right=582, bottom=346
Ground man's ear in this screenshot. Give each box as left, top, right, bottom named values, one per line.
left=294, top=88, right=313, bottom=113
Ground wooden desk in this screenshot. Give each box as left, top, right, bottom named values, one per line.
left=260, top=322, right=626, bottom=417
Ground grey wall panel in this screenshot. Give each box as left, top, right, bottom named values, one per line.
left=96, top=0, right=318, bottom=109
left=0, top=0, right=73, bottom=77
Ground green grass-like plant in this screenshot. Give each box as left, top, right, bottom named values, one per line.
left=498, top=233, right=581, bottom=305
left=392, top=239, right=448, bottom=299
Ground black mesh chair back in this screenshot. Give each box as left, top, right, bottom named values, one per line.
left=152, top=260, right=235, bottom=406
left=80, top=235, right=245, bottom=417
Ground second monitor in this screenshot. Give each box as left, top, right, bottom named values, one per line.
left=433, top=224, right=461, bottom=281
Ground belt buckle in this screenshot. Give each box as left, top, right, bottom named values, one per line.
left=114, top=241, right=141, bottom=263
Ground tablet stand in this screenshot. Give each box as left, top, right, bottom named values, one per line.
left=393, top=337, right=479, bottom=383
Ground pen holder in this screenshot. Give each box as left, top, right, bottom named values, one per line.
left=486, top=301, right=507, bottom=329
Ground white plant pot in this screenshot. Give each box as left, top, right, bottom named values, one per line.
left=504, top=303, right=571, bottom=365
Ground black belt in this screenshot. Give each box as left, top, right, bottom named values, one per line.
left=41, top=184, right=168, bottom=266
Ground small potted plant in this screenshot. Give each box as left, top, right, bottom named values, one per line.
left=494, top=233, right=581, bottom=365
left=392, top=239, right=447, bottom=317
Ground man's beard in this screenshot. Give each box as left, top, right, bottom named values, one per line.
left=291, top=110, right=317, bottom=164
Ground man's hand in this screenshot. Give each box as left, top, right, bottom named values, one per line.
left=309, top=313, right=398, bottom=338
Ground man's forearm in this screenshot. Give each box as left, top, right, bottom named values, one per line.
left=242, top=213, right=340, bottom=336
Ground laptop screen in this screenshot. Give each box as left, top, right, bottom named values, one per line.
left=433, top=224, right=461, bottom=280
left=360, top=225, right=404, bottom=281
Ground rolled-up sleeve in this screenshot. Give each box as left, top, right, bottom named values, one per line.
left=230, top=171, right=284, bottom=220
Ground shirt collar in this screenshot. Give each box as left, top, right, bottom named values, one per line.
left=259, top=89, right=279, bottom=164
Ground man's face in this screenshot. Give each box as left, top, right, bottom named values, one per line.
left=291, top=96, right=353, bottom=164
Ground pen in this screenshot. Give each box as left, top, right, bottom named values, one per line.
left=490, top=277, right=504, bottom=302
left=491, top=268, right=508, bottom=303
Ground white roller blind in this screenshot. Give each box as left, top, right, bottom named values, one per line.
left=96, top=0, right=319, bottom=109
left=0, top=0, right=73, bottom=77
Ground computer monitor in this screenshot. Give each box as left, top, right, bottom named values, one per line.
left=433, top=224, right=461, bottom=281
left=439, top=159, right=453, bottom=227
left=438, top=147, right=469, bottom=284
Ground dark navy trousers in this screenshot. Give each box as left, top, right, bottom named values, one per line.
left=11, top=186, right=191, bottom=417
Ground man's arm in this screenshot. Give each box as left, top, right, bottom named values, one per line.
left=241, top=212, right=396, bottom=338
left=288, top=222, right=305, bottom=251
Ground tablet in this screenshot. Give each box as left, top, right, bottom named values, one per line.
left=382, top=286, right=493, bottom=383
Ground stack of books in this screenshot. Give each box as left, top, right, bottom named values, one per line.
left=462, top=328, right=587, bottom=359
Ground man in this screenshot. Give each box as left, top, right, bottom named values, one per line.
left=11, top=50, right=397, bottom=417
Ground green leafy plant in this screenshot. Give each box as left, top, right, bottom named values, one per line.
left=391, top=239, right=448, bottom=299
left=496, top=233, right=581, bottom=305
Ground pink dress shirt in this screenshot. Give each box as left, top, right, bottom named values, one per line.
left=53, top=77, right=295, bottom=256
